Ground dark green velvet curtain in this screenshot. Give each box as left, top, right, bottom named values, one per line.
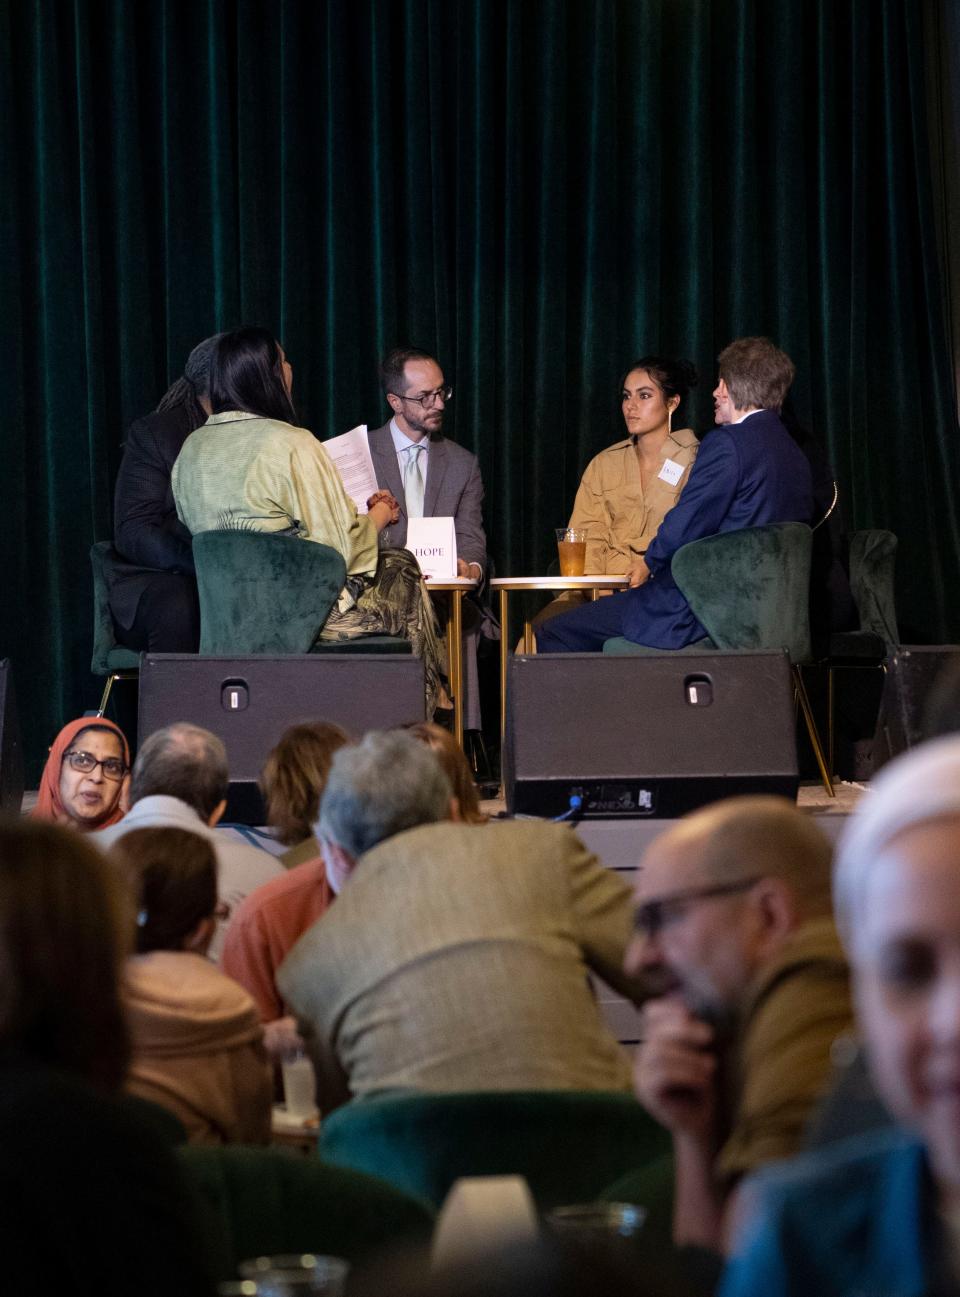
left=3, top=0, right=959, bottom=777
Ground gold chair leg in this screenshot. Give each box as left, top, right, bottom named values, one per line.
left=793, top=666, right=835, bottom=798
left=97, top=674, right=117, bottom=717
left=827, top=666, right=835, bottom=779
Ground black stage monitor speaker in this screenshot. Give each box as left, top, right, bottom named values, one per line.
left=138, top=655, right=426, bottom=823
left=873, top=645, right=960, bottom=769
left=503, top=652, right=798, bottom=818
left=0, top=660, right=24, bottom=815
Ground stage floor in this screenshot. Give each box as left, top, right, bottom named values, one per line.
left=480, top=778, right=864, bottom=873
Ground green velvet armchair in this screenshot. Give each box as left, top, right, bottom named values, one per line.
left=318, top=1090, right=671, bottom=1212
left=827, top=529, right=899, bottom=770
left=89, top=541, right=140, bottom=715
left=193, top=530, right=346, bottom=654
left=601, top=523, right=833, bottom=795
left=192, top=529, right=409, bottom=656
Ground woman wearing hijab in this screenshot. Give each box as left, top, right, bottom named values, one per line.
left=31, top=717, right=130, bottom=831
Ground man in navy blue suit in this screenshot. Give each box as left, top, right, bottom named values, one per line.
left=536, top=337, right=814, bottom=653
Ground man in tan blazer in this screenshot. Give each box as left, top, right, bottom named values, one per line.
left=277, top=730, right=642, bottom=1114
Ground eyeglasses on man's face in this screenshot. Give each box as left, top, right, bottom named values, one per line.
left=393, top=384, right=453, bottom=408
left=633, top=877, right=760, bottom=938
left=61, top=749, right=128, bottom=781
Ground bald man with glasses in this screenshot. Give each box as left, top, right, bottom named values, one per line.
left=624, top=797, right=852, bottom=1255
left=367, top=346, right=490, bottom=726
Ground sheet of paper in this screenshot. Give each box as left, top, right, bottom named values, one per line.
left=323, top=424, right=379, bottom=513
left=407, top=516, right=457, bottom=578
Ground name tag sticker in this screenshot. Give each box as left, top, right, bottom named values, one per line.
left=407, top=516, right=457, bottom=578
left=658, top=458, right=684, bottom=487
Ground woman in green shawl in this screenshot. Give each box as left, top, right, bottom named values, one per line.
left=172, top=326, right=445, bottom=712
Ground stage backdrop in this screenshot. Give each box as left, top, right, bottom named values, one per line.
left=3, top=0, right=959, bottom=778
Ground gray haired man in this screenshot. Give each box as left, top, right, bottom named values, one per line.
left=278, top=729, right=642, bottom=1113
left=96, top=722, right=282, bottom=958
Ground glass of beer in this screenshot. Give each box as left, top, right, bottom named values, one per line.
left=556, top=528, right=587, bottom=576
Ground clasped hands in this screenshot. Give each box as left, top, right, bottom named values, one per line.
left=366, top=489, right=401, bottom=528
left=634, top=999, right=718, bottom=1141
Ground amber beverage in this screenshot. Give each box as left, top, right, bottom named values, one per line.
left=556, top=528, right=587, bottom=576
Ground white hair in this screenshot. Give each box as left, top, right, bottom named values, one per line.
left=833, top=735, right=960, bottom=955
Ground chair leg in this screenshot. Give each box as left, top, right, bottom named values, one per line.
left=827, top=666, right=835, bottom=779
left=97, top=674, right=117, bottom=717
left=97, top=670, right=139, bottom=718
left=793, top=666, right=835, bottom=798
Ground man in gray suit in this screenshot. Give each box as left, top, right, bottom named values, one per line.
left=369, top=346, right=486, bottom=579
left=368, top=348, right=490, bottom=729
left=278, top=731, right=641, bottom=1113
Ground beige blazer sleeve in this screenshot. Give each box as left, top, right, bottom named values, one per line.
left=564, top=832, right=647, bottom=1004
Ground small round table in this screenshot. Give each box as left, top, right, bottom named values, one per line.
left=490, top=576, right=630, bottom=737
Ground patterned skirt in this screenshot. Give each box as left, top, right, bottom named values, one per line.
left=318, top=548, right=445, bottom=714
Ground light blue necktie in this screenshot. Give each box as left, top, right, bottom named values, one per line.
left=403, top=443, right=425, bottom=518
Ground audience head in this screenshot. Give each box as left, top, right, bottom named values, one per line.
left=207, top=325, right=297, bottom=425
left=380, top=345, right=448, bottom=439
left=619, top=356, right=697, bottom=439
left=111, top=827, right=219, bottom=957
left=260, top=720, right=351, bottom=846
left=406, top=722, right=486, bottom=825
left=626, top=796, right=833, bottom=1021
left=317, top=729, right=453, bottom=891
left=155, top=331, right=225, bottom=417
left=32, top=717, right=130, bottom=832
left=834, top=736, right=960, bottom=1188
left=0, top=819, right=130, bottom=1090
left=129, top=722, right=229, bottom=825
left=714, top=336, right=795, bottom=422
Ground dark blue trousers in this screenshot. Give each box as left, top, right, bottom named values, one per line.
left=535, top=590, right=631, bottom=652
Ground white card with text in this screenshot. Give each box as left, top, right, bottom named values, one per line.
left=657, top=457, right=685, bottom=487
left=407, top=516, right=457, bottom=578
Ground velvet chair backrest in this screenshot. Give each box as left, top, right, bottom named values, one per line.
left=319, top=1089, right=670, bottom=1212
left=192, top=530, right=347, bottom=654
left=672, top=522, right=813, bottom=663
left=89, top=541, right=139, bottom=672
left=848, top=529, right=899, bottom=651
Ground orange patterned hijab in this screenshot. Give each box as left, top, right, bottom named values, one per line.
left=31, top=716, right=131, bottom=830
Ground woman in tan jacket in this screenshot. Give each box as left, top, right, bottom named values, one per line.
left=112, top=826, right=273, bottom=1145
left=536, top=356, right=699, bottom=629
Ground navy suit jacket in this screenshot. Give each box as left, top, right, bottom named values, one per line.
left=366, top=420, right=487, bottom=571
left=104, top=404, right=200, bottom=630
left=624, top=409, right=814, bottom=647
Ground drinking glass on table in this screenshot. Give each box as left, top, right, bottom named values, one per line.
left=280, top=1047, right=317, bottom=1120
left=238, top=1254, right=349, bottom=1296
left=545, top=1202, right=646, bottom=1261
left=555, top=528, right=587, bottom=576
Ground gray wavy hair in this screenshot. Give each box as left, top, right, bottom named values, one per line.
left=317, top=729, right=451, bottom=859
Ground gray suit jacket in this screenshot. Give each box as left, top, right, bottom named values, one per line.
left=277, top=820, right=640, bottom=1113
left=367, top=420, right=487, bottom=571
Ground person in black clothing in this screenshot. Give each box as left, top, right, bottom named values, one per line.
left=104, top=334, right=223, bottom=652
left=0, top=819, right=214, bottom=1296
